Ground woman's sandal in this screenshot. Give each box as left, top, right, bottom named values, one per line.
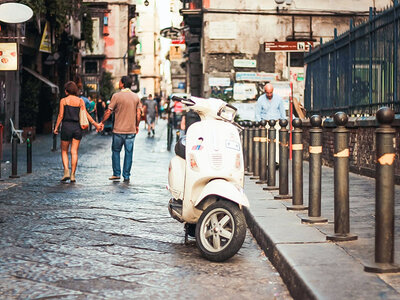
left=70, top=174, right=76, bottom=183
left=60, top=176, right=70, bottom=182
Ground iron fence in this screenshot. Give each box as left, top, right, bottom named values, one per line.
left=304, top=3, right=400, bottom=117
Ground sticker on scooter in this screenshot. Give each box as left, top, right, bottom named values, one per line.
left=225, top=140, right=240, bottom=151
left=192, top=137, right=204, bottom=150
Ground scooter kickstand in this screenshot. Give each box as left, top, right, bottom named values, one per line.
left=184, top=225, right=189, bottom=245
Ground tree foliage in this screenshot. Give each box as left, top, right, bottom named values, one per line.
left=100, top=72, right=115, bottom=101
left=17, top=0, right=93, bottom=52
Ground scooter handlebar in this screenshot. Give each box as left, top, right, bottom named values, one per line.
left=171, top=96, right=195, bottom=106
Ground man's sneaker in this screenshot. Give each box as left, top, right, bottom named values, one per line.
left=109, top=175, right=121, bottom=181
left=123, top=178, right=130, bottom=183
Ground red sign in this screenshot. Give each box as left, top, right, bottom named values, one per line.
left=264, top=41, right=314, bottom=52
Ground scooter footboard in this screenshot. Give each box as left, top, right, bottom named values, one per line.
left=194, top=179, right=249, bottom=208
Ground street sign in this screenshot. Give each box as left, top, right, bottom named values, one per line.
left=233, top=59, right=257, bottom=68
left=236, top=72, right=278, bottom=82
left=264, top=41, right=313, bottom=52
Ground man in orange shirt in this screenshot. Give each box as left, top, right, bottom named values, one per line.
left=100, top=76, right=142, bottom=183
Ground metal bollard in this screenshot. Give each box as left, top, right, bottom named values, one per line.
left=256, top=120, right=268, bottom=184
left=301, top=115, right=327, bottom=224
left=9, top=132, right=19, bottom=178
left=250, top=121, right=260, bottom=180
left=365, top=107, right=400, bottom=273
left=274, top=119, right=292, bottom=200
left=247, top=121, right=255, bottom=175
left=243, top=122, right=251, bottom=175
left=327, top=112, right=357, bottom=241
left=287, top=118, right=307, bottom=210
left=27, top=132, right=32, bottom=174
left=264, top=119, right=279, bottom=190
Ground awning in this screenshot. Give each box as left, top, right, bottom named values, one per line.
left=23, top=67, right=59, bottom=94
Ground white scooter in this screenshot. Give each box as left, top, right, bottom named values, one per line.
left=167, top=96, right=249, bottom=262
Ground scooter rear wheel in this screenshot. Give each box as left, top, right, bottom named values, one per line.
left=195, top=200, right=246, bottom=262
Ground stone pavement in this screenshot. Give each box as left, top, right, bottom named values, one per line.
left=0, top=122, right=292, bottom=299
left=244, top=161, right=400, bottom=299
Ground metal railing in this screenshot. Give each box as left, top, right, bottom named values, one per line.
left=304, top=2, right=400, bottom=117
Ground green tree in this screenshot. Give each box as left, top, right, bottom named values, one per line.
left=100, top=72, right=115, bottom=101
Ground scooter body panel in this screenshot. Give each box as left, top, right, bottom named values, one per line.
left=182, top=120, right=245, bottom=222
left=194, top=179, right=249, bottom=207
left=168, top=156, right=185, bottom=200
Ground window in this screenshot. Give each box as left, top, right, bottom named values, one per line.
left=85, top=61, right=98, bottom=74
left=288, top=52, right=304, bottom=67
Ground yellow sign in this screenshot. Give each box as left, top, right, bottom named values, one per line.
left=39, top=22, right=51, bottom=53
left=170, top=46, right=182, bottom=60
left=0, top=43, right=18, bottom=71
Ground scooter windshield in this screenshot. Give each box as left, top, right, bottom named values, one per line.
left=218, top=104, right=237, bottom=122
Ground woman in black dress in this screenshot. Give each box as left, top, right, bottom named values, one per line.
left=54, top=81, right=101, bottom=182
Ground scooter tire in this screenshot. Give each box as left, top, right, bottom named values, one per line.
left=195, top=200, right=246, bottom=262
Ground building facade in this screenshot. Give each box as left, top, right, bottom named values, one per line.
left=82, top=0, right=138, bottom=95
left=135, top=0, right=161, bottom=97
left=181, top=0, right=392, bottom=103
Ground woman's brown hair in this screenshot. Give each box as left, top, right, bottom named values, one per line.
left=64, top=81, right=79, bottom=96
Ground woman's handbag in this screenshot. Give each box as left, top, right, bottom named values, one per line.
left=79, top=108, right=89, bottom=130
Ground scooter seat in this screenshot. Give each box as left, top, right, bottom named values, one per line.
left=175, top=136, right=186, bottom=159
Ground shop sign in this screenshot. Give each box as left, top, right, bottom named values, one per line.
left=0, top=43, right=17, bottom=71
left=209, top=22, right=237, bottom=39
left=235, top=72, right=278, bottom=82
left=209, top=77, right=231, bottom=87
left=233, top=83, right=257, bottom=101
left=233, top=59, right=256, bottom=68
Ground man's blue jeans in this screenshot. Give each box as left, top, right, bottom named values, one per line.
left=112, top=133, right=136, bottom=179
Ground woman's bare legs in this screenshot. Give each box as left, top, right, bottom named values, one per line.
left=70, top=138, right=81, bottom=182
left=61, top=141, right=71, bottom=181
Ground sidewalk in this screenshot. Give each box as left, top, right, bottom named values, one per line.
left=244, top=162, right=400, bottom=299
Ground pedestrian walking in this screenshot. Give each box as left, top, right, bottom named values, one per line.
left=100, top=76, right=142, bottom=183
left=255, top=83, right=287, bottom=121
left=144, top=94, right=158, bottom=137
left=54, top=81, right=102, bottom=183
left=96, top=98, right=106, bottom=125
left=87, top=95, right=97, bottom=131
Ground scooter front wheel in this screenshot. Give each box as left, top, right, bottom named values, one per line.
left=195, top=200, right=246, bottom=262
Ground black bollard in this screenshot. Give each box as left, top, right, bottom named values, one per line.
left=247, top=121, right=255, bottom=175
left=256, top=120, right=268, bottom=184
left=274, top=119, right=292, bottom=200
left=301, top=115, right=327, bottom=224
left=26, top=132, right=32, bottom=174
left=327, top=112, right=357, bottom=241
left=264, top=119, right=279, bottom=190
left=243, top=122, right=251, bottom=175
left=287, top=118, right=307, bottom=211
left=9, top=132, right=19, bottom=178
left=365, top=107, right=400, bottom=273
left=250, top=121, right=260, bottom=180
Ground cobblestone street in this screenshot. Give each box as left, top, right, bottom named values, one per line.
left=0, top=120, right=291, bottom=299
